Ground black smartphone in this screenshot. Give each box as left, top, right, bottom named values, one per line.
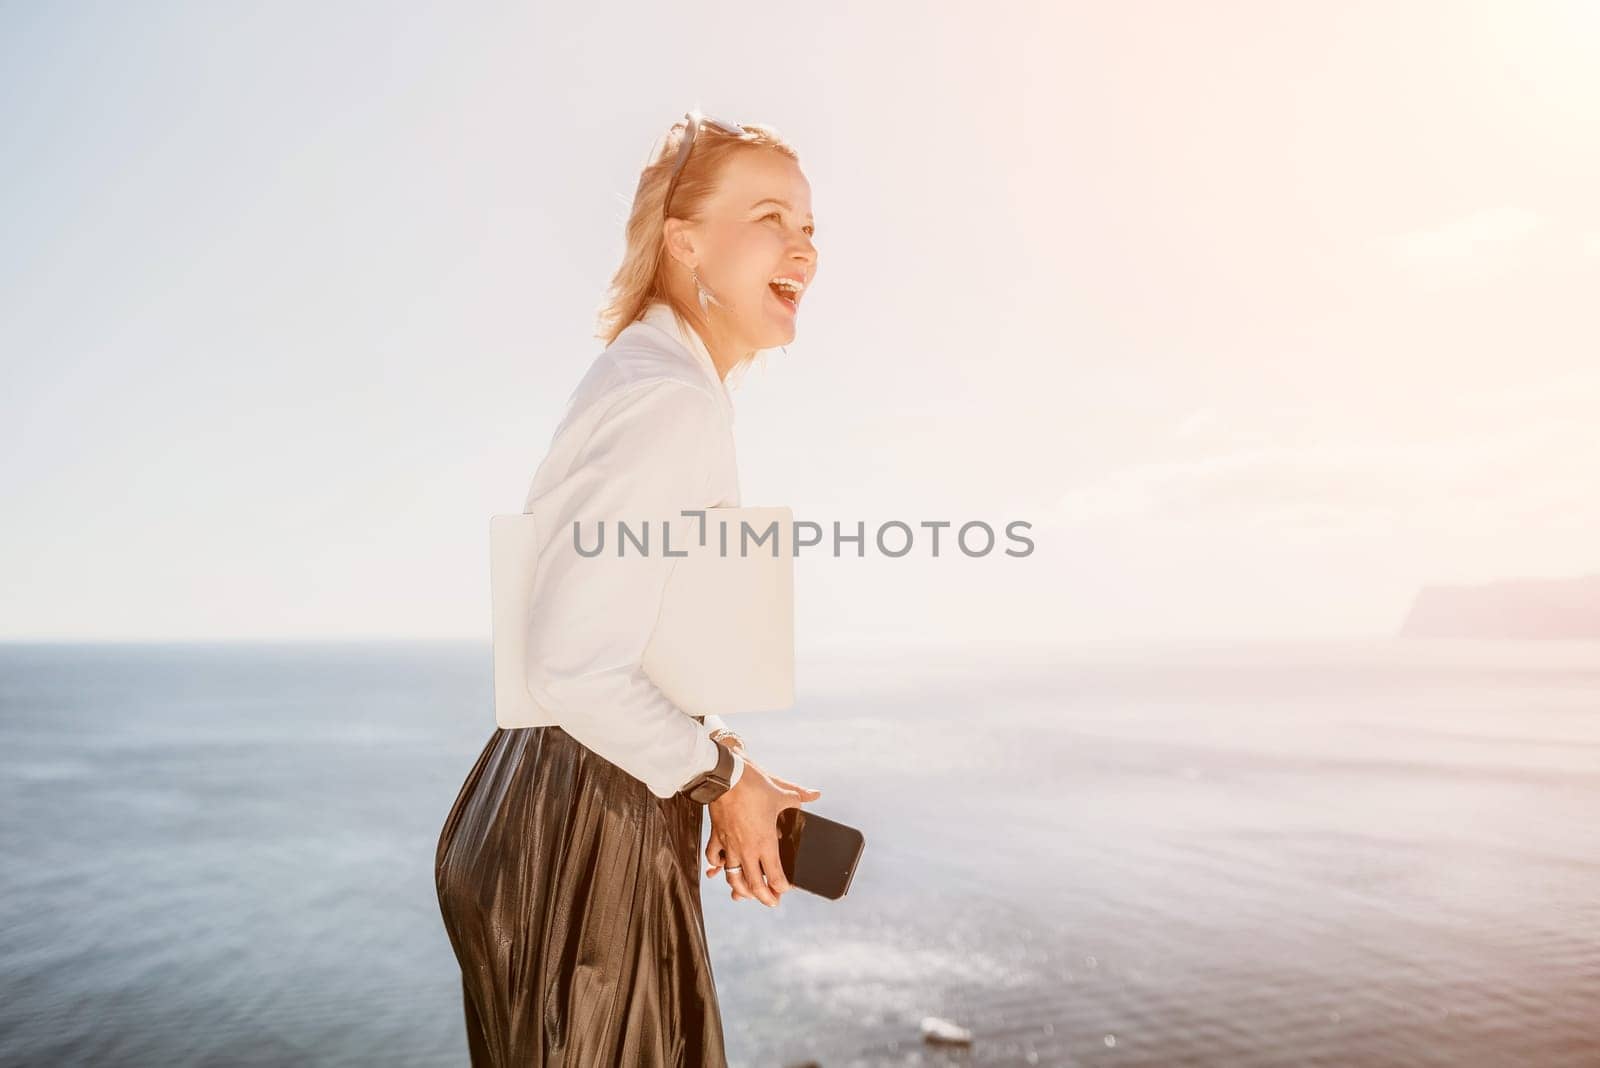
left=776, top=807, right=865, bottom=900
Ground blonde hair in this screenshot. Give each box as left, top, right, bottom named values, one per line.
left=596, top=116, right=800, bottom=350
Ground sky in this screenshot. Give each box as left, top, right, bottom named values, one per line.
left=2, top=1, right=1596, bottom=646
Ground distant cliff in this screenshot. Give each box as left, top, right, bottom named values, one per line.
left=1398, top=574, right=1600, bottom=639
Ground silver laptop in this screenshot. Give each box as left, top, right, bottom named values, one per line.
left=489, top=506, right=796, bottom=729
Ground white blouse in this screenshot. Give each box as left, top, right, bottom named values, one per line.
left=520, top=300, right=746, bottom=799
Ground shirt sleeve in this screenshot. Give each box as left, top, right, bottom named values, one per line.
left=523, top=379, right=728, bottom=799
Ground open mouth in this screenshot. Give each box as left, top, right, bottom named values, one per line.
left=768, top=276, right=804, bottom=313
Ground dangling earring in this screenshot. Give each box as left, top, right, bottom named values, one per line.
left=690, top=266, right=721, bottom=316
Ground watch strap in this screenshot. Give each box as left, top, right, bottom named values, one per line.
left=683, top=738, right=738, bottom=803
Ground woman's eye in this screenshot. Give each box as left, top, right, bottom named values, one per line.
left=760, top=211, right=814, bottom=238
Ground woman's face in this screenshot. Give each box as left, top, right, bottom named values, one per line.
left=681, top=149, right=818, bottom=354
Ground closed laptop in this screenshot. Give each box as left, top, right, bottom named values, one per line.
left=489, top=506, right=796, bottom=729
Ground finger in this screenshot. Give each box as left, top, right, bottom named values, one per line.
left=759, top=849, right=793, bottom=897
left=768, top=775, right=823, bottom=801
left=742, top=859, right=780, bottom=907
left=705, top=830, right=725, bottom=871
left=726, top=865, right=759, bottom=904
left=775, top=790, right=820, bottom=813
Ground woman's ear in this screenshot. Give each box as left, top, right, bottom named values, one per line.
left=662, top=218, right=697, bottom=271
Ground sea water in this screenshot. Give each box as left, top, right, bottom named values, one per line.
left=2, top=639, right=1597, bottom=1066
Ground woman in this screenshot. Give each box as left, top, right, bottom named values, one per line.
left=434, top=112, right=822, bottom=1067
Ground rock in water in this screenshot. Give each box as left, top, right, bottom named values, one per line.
left=1398, top=573, right=1600, bottom=638
left=920, top=1016, right=974, bottom=1046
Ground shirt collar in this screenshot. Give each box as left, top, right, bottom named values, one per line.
left=635, top=301, right=735, bottom=422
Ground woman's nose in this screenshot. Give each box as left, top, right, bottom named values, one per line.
left=791, top=238, right=817, bottom=269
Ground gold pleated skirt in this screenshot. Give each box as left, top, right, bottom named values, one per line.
left=434, top=722, right=727, bottom=1067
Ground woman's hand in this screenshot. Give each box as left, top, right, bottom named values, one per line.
left=704, top=754, right=821, bottom=907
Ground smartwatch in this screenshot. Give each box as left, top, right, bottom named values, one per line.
left=682, top=740, right=744, bottom=804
